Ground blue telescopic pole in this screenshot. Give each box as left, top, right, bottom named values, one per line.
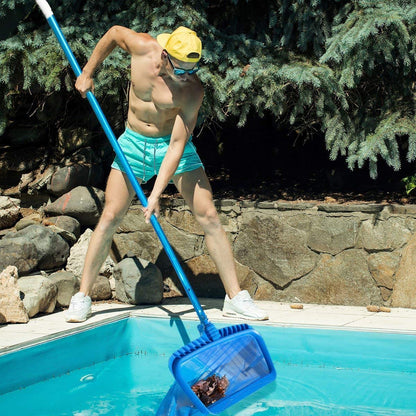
left=35, top=0, right=212, bottom=331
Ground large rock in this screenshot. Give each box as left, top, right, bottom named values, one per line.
left=47, top=147, right=104, bottom=196
left=391, top=233, right=416, bottom=308
left=0, top=196, right=20, bottom=229
left=307, top=216, right=359, bottom=255
left=179, top=254, right=225, bottom=298
left=112, top=232, right=161, bottom=264
left=164, top=209, right=204, bottom=235
left=0, top=237, right=40, bottom=274
left=113, top=207, right=160, bottom=262
left=278, top=250, right=383, bottom=306
left=48, top=271, right=80, bottom=308
left=367, top=251, right=400, bottom=290
left=235, top=260, right=276, bottom=301
left=0, top=266, right=29, bottom=323
left=2, top=224, right=70, bottom=271
left=234, top=212, right=318, bottom=288
left=43, top=216, right=81, bottom=240
left=44, top=186, right=105, bottom=226
left=160, top=217, right=202, bottom=261
left=90, top=275, right=112, bottom=301
left=66, top=229, right=114, bottom=278
left=48, top=164, right=92, bottom=195
left=113, top=257, right=163, bottom=305
left=17, top=275, right=58, bottom=318
left=43, top=215, right=81, bottom=245
left=357, top=218, right=412, bottom=251
left=113, top=205, right=202, bottom=265
left=15, top=212, right=43, bottom=231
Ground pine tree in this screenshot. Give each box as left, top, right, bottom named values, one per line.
left=0, top=0, right=415, bottom=178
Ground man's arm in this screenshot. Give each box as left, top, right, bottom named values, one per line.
left=143, top=87, right=204, bottom=222
left=75, top=26, right=150, bottom=97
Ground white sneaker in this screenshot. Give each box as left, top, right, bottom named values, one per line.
left=223, top=290, right=269, bottom=321
left=65, top=292, right=92, bottom=323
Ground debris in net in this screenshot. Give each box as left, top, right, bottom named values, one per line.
left=191, top=374, right=229, bottom=406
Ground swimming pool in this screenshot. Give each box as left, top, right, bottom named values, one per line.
left=0, top=316, right=415, bottom=415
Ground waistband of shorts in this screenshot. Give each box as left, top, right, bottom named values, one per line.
left=123, top=127, right=171, bottom=143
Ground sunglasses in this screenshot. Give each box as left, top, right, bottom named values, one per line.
left=166, top=53, right=199, bottom=76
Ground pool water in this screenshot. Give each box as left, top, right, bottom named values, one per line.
left=0, top=317, right=416, bottom=415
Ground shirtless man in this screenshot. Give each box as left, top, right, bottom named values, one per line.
left=65, top=26, right=268, bottom=322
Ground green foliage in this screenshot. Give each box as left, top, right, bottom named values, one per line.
left=0, top=0, right=416, bottom=178
left=402, top=174, right=416, bottom=195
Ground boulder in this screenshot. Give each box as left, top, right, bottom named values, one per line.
left=43, top=215, right=81, bottom=245
left=15, top=212, right=43, bottom=231
left=2, top=224, right=70, bottom=271
left=0, top=237, right=40, bottom=274
left=357, top=218, right=411, bottom=251
left=307, top=216, right=359, bottom=255
left=90, top=275, right=112, bottom=301
left=367, top=251, right=400, bottom=290
left=234, top=212, right=318, bottom=288
left=0, top=196, right=20, bottom=229
left=112, top=231, right=160, bottom=263
left=164, top=209, right=204, bottom=235
left=277, top=250, right=383, bottom=306
left=46, top=225, right=78, bottom=245
left=66, top=228, right=114, bottom=278
left=44, top=186, right=105, bottom=226
left=48, top=271, right=80, bottom=308
left=113, top=257, right=163, bottom=305
left=235, top=260, right=276, bottom=301
left=179, top=254, right=225, bottom=298
left=44, top=215, right=81, bottom=237
left=48, top=162, right=104, bottom=196
left=0, top=266, right=29, bottom=323
left=17, top=275, right=58, bottom=318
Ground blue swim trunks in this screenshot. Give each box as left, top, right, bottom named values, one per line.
left=111, top=128, right=204, bottom=183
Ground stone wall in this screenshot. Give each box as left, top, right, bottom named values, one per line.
left=113, top=199, right=416, bottom=308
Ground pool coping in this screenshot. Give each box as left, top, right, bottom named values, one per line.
left=1, top=298, right=416, bottom=354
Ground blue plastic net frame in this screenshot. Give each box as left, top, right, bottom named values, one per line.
left=169, top=325, right=276, bottom=414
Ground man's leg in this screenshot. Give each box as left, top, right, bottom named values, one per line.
left=173, top=168, right=268, bottom=320
left=66, top=169, right=135, bottom=322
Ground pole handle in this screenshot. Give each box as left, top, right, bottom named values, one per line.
left=36, top=0, right=53, bottom=18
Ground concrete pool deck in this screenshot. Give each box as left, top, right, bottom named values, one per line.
left=1, top=298, right=416, bottom=352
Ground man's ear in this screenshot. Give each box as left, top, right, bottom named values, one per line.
left=161, top=49, right=168, bottom=59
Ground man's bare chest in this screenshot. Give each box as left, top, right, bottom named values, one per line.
left=130, top=72, right=179, bottom=110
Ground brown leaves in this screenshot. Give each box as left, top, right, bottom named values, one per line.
left=240, top=64, right=251, bottom=77
left=191, top=374, right=229, bottom=406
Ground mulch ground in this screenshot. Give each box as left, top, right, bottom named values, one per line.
left=157, top=174, right=416, bottom=205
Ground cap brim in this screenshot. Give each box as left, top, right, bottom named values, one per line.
left=157, top=33, right=171, bottom=49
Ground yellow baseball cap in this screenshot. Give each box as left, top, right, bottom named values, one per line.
left=157, top=26, right=202, bottom=63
